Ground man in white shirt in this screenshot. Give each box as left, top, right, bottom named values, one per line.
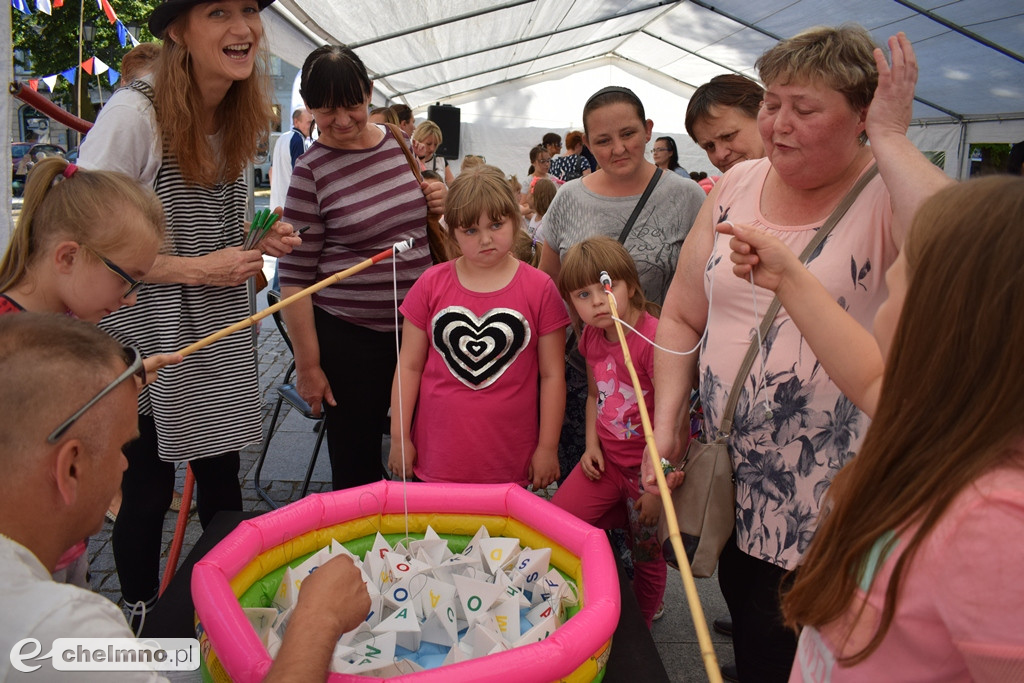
left=0, top=315, right=369, bottom=682
left=269, top=107, right=313, bottom=290
left=269, top=107, right=313, bottom=213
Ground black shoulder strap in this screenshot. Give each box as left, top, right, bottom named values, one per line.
left=618, top=167, right=663, bottom=244
left=127, top=79, right=156, bottom=105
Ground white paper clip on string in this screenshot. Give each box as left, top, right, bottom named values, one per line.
left=394, top=237, right=415, bottom=254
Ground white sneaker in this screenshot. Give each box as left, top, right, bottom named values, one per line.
left=653, top=603, right=666, bottom=621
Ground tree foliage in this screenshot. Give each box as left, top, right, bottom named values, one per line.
left=12, top=0, right=159, bottom=113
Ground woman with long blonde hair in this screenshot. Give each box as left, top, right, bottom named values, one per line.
left=78, top=0, right=300, bottom=627
left=770, top=177, right=1024, bottom=678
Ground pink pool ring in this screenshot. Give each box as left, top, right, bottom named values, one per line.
left=191, top=481, right=620, bottom=682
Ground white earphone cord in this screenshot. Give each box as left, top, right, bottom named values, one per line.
left=611, top=221, right=771, bottom=421
left=391, top=245, right=410, bottom=550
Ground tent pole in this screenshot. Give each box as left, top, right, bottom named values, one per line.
left=348, top=0, right=533, bottom=50
left=685, top=0, right=964, bottom=120
left=892, top=0, right=1023, bottom=65
left=374, top=0, right=683, bottom=80
left=391, top=31, right=636, bottom=99
left=957, top=122, right=970, bottom=181
left=640, top=29, right=748, bottom=78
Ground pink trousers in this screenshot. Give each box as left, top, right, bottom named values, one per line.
left=551, top=460, right=667, bottom=627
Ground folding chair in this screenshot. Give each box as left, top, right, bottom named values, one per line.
left=253, top=290, right=327, bottom=508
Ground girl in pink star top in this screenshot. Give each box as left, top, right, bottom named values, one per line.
left=551, top=235, right=667, bottom=627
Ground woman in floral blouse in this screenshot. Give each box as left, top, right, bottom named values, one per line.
left=650, top=27, right=950, bottom=682
left=549, top=130, right=592, bottom=182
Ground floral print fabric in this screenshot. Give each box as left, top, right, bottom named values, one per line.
left=700, top=158, right=897, bottom=570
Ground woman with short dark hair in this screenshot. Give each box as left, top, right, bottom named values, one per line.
left=278, top=44, right=447, bottom=493
left=685, top=73, right=765, bottom=173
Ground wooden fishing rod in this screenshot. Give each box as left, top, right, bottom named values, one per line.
left=600, top=271, right=722, bottom=683
left=177, top=239, right=414, bottom=357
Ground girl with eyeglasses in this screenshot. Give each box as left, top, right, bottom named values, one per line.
left=0, top=156, right=182, bottom=588
left=520, top=145, right=563, bottom=203
left=0, top=158, right=165, bottom=324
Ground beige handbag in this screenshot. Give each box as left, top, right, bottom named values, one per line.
left=658, top=165, right=879, bottom=578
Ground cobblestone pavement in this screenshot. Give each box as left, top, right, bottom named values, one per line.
left=87, top=316, right=302, bottom=604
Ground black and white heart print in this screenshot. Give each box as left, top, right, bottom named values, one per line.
left=431, top=306, right=531, bottom=389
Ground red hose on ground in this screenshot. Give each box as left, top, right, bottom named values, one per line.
left=159, top=464, right=195, bottom=597
left=9, top=81, right=93, bottom=135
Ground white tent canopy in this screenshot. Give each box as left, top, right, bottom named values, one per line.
left=263, top=0, right=1024, bottom=178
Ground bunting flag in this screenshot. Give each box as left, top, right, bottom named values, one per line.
left=11, top=0, right=32, bottom=14
left=28, top=80, right=39, bottom=91
left=116, top=20, right=127, bottom=47
left=53, top=0, right=62, bottom=5
left=35, top=0, right=50, bottom=14
left=98, top=0, right=117, bottom=23
left=39, top=53, right=121, bottom=90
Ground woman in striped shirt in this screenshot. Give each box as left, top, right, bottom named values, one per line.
left=278, top=45, right=447, bottom=491
left=79, top=0, right=300, bottom=623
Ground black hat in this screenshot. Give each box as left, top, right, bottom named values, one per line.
left=149, top=0, right=275, bottom=39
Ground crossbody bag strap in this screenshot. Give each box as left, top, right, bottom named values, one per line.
left=617, top=167, right=663, bottom=243
left=383, top=123, right=454, bottom=263
left=384, top=123, right=426, bottom=184
left=718, top=164, right=879, bottom=435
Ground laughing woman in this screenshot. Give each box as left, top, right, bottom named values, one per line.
left=79, top=0, right=300, bottom=623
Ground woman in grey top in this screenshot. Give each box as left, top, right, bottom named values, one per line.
left=540, top=85, right=705, bottom=480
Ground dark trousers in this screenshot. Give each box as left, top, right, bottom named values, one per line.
left=557, top=361, right=588, bottom=485
left=112, top=414, right=241, bottom=604
left=718, top=533, right=798, bottom=682
left=314, top=307, right=394, bottom=490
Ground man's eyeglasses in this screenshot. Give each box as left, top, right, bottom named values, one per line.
left=82, top=244, right=144, bottom=298
left=47, top=346, right=145, bottom=444
left=651, top=147, right=670, bottom=153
